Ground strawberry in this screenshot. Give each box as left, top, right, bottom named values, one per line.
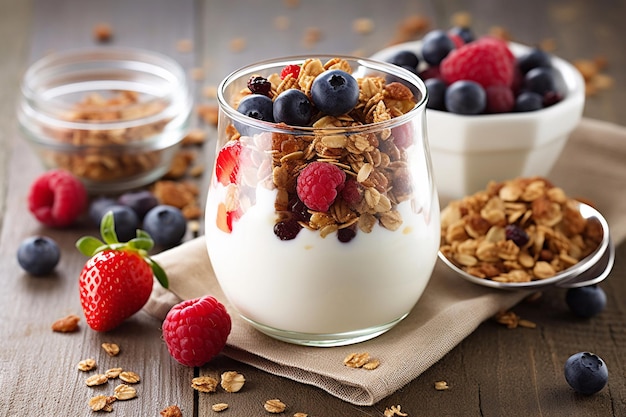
left=440, top=36, right=515, bottom=88
left=76, top=211, right=168, bottom=332
left=215, top=140, right=242, bottom=186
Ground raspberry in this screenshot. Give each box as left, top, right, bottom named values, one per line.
left=485, top=85, right=515, bottom=113
left=162, top=295, right=231, bottom=367
left=296, top=162, right=346, bottom=212
left=28, top=169, right=87, bottom=228
left=280, top=64, right=300, bottom=80
left=440, top=37, right=515, bottom=88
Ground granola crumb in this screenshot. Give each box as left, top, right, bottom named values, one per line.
left=119, top=371, right=140, bottom=384
left=274, top=15, right=291, bottom=31
left=77, top=358, right=97, bottom=372
left=343, top=352, right=370, bottom=368
left=384, top=404, right=408, bottom=417
left=160, top=405, right=183, bottom=417
left=197, top=103, right=219, bottom=126
left=51, top=314, right=80, bottom=333
left=220, top=371, right=245, bottom=393
left=176, top=39, right=193, bottom=53
left=229, top=37, right=247, bottom=53
left=353, top=17, right=375, bottom=35
left=191, top=376, right=218, bottom=393
left=92, top=23, right=113, bottom=43
left=434, top=380, right=450, bottom=391
left=88, top=395, right=115, bottom=412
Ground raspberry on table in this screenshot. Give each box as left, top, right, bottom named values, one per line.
left=296, top=162, right=346, bottom=212
left=28, top=169, right=88, bottom=228
left=162, top=295, right=231, bottom=367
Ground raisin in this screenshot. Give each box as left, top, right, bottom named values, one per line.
left=274, top=219, right=302, bottom=240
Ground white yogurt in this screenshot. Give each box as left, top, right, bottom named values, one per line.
left=206, top=185, right=440, bottom=335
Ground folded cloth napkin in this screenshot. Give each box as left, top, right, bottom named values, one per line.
left=144, top=117, right=626, bottom=406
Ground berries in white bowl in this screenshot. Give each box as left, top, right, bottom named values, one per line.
left=370, top=27, right=586, bottom=200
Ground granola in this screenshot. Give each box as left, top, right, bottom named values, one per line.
left=439, top=177, right=602, bottom=283
left=51, top=314, right=80, bottom=333
left=219, top=57, right=421, bottom=241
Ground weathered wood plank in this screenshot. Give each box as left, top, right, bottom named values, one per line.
left=0, top=1, right=198, bottom=415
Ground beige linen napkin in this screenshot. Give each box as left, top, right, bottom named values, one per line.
left=144, top=117, right=626, bottom=406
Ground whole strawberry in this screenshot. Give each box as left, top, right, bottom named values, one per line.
left=76, top=211, right=168, bottom=332
left=162, top=295, right=231, bottom=367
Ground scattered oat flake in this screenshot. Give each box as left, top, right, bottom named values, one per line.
left=191, top=67, right=205, bottom=81
left=283, top=0, right=299, bottom=7
left=294, top=413, right=308, bottom=417
left=92, top=23, right=112, bottom=43
left=114, top=383, right=137, bottom=400
left=435, top=380, right=450, bottom=391
left=264, top=399, right=287, bottom=413
left=182, top=128, right=207, bottom=146
left=363, top=359, right=380, bottom=370
left=176, top=39, right=193, bottom=53
left=192, top=376, right=218, bottom=393
left=77, top=358, right=97, bottom=372
left=384, top=405, right=408, bottom=417
left=197, top=103, right=219, bottom=126
left=160, top=405, right=183, bottom=417
left=302, top=27, right=322, bottom=48
left=212, top=403, right=229, bottom=412
left=221, top=371, right=245, bottom=393
left=202, top=85, right=218, bottom=99
left=105, top=367, right=123, bottom=379
left=451, top=11, right=472, bottom=28
left=88, top=395, right=115, bottom=412
left=343, top=352, right=370, bottom=368
left=353, top=17, right=375, bottom=35
left=51, top=314, right=80, bottom=332
left=274, top=15, right=291, bottom=31
left=229, top=37, right=247, bottom=52
left=119, top=371, right=140, bottom=384
left=86, top=373, right=108, bottom=387
left=101, top=342, right=120, bottom=357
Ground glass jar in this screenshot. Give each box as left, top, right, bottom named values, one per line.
left=18, top=47, right=192, bottom=193
left=206, top=55, right=440, bottom=346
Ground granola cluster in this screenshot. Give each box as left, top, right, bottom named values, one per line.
left=223, top=57, right=420, bottom=240
left=439, top=177, right=603, bottom=283
left=40, top=90, right=173, bottom=183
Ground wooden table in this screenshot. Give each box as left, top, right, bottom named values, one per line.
left=1, top=1, right=624, bottom=416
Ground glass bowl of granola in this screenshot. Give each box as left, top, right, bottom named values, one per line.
left=438, top=177, right=613, bottom=290
left=371, top=38, right=586, bottom=202
left=205, top=55, right=440, bottom=346
left=18, top=47, right=192, bottom=193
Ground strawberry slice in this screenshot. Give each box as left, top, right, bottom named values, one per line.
left=215, top=140, right=242, bottom=186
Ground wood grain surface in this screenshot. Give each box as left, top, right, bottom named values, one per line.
left=0, top=1, right=624, bottom=416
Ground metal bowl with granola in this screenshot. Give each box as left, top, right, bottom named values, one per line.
left=18, top=48, right=193, bottom=192
left=438, top=177, right=613, bottom=289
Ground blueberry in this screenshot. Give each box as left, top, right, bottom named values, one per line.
left=524, top=67, right=556, bottom=95
left=421, top=30, right=456, bottom=66
left=564, top=352, right=608, bottom=395
left=445, top=80, right=486, bottom=114
left=143, top=205, right=187, bottom=247
left=449, top=26, right=475, bottom=44
left=310, top=69, right=359, bottom=116
left=566, top=285, right=607, bottom=318
left=514, top=91, right=544, bottom=112
left=106, top=205, right=140, bottom=242
left=17, top=236, right=60, bottom=276
left=517, top=47, right=552, bottom=74
left=117, top=190, right=158, bottom=220
left=89, top=196, right=117, bottom=226
left=273, top=89, right=313, bottom=126
left=237, top=94, right=274, bottom=123
left=425, top=78, right=447, bottom=110
left=387, top=50, right=420, bottom=70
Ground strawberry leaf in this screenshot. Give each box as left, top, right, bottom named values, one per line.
left=127, top=234, right=154, bottom=252
left=148, top=259, right=169, bottom=289
left=100, top=211, right=119, bottom=245
left=76, top=236, right=107, bottom=257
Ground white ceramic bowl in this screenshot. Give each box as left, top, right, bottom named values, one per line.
left=371, top=41, right=585, bottom=202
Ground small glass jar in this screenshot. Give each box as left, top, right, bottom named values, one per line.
left=206, top=55, right=440, bottom=346
left=18, top=47, right=192, bottom=193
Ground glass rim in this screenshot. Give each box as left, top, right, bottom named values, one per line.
left=217, top=54, right=429, bottom=135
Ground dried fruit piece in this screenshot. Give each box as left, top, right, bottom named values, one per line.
left=52, top=314, right=80, bottom=333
